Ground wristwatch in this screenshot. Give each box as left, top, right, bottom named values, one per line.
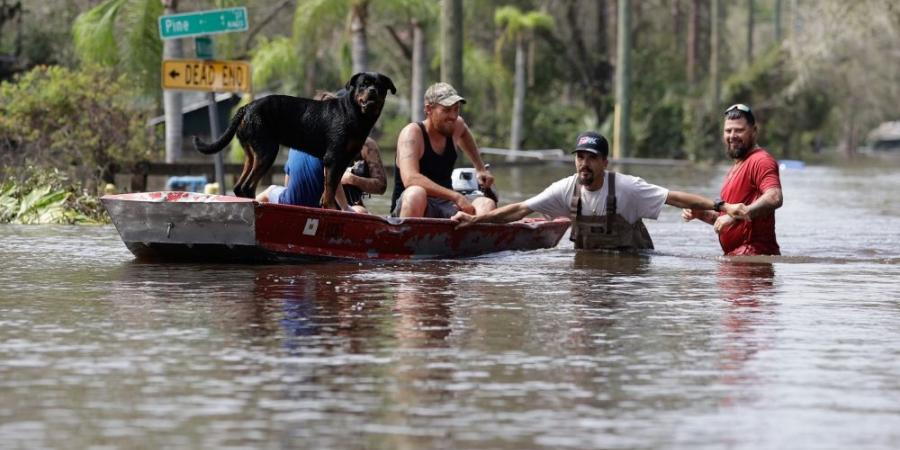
left=713, top=198, right=725, bottom=212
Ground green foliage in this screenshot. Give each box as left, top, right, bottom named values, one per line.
left=494, top=6, right=554, bottom=49
left=630, top=39, right=689, bottom=159
left=0, top=65, right=158, bottom=174
left=0, top=167, right=107, bottom=225
left=526, top=100, right=592, bottom=150
left=72, top=0, right=124, bottom=67
left=251, top=36, right=303, bottom=93
left=10, top=0, right=883, bottom=167
left=632, top=97, right=686, bottom=159
left=682, top=105, right=722, bottom=162
left=721, top=46, right=831, bottom=160
left=462, top=44, right=509, bottom=148
left=72, top=0, right=162, bottom=98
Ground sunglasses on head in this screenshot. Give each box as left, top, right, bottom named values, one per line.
left=725, top=103, right=752, bottom=114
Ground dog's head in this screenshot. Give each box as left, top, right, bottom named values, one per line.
left=345, top=72, right=396, bottom=116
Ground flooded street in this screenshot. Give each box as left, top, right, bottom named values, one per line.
left=1, top=163, right=899, bottom=449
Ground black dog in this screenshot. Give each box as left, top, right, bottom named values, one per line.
left=193, top=72, right=396, bottom=209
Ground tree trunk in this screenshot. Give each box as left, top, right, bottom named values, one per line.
left=528, top=39, right=535, bottom=87
left=411, top=19, right=426, bottom=122
left=686, top=0, right=699, bottom=85
left=305, top=55, right=317, bottom=97
left=508, top=36, right=526, bottom=158
left=774, top=0, right=782, bottom=43
left=162, top=0, right=183, bottom=163
left=671, top=0, right=683, bottom=53
left=548, top=1, right=614, bottom=129
left=842, top=114, right=858, bottom=158
left=708, top=0, right=721, bottom=111
left=746, top=0, right=753, bottom=63
left=350, top=2, right=369, bottom=74
left=441, top=0, right=463, bottom=89
left=613, top=0, right=631, bottom=160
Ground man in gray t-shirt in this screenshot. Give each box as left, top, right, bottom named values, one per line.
left=452, top=132, right=746, bottom=248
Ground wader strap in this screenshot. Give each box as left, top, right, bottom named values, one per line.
left=569, top=182, right=582, bottom=217
left=569, top=172, right=617, bottom=232
left=606, top=172, right=616, bottom=234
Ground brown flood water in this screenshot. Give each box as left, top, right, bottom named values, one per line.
left=1, top=162, right=899, bottom=449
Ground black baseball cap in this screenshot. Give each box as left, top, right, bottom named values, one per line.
left=572, top=131, right=609, bottom=157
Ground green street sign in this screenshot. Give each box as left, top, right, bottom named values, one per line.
left=195, top=36, right=214, bottom=59
left=158, top=7, right=248, bottom=40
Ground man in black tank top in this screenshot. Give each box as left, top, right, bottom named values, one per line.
left=391, top=82, right=496, bottom=218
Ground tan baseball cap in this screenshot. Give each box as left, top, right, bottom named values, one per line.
left=424, top=82, right=466, bottom=107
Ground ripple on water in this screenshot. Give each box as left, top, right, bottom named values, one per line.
left=2, top=164, right=900, bottom=448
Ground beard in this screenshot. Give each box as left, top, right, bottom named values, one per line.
left=435, top=120, right=455, bottom=137
left=726, top=141, right=753, bottom=159
left=577, top=170, right=594, bottom=186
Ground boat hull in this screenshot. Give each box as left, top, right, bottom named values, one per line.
left=102, top=192, right=570, bottom=262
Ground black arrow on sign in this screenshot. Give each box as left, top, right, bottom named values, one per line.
left=168, top=70, right=181, bottom=79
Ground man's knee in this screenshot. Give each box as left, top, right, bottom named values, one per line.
left=255, top=185, right=275, bottom=203
left=399, top=186, right=428, bottom=217
left=402, top=185, right=427, bottom=201
left=473, top=196, right=496, bottom=214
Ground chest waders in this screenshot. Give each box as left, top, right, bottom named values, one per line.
left=568, top=172, right=655, bottom=251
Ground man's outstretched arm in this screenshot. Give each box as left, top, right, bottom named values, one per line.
left=451, top=202, right=534, bottom=227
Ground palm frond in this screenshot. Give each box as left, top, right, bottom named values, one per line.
left=123, top=0, right=163, bottom=96
left=251, top=36, right=302, bottom=91
left=522, top=11, right=554, bottom=32
left=293, top=0, right=350, bottom=44
left=72, top=0, right=129, bottom=66
left=377, top=0, right=439, bottom=22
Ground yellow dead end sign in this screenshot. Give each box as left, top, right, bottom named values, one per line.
left=162, top=59, right=252, bottom=93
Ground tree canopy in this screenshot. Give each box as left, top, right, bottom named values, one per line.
left=2, top=0, right=897, bottom=163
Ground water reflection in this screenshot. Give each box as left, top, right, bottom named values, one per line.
left=717, top=260, right=776, bottom=306
left=572, top=251, right=651, bottom=275
left=391, top=266, right=454, bottom=346
left=379, top=266, right=457, bottom=447
left=4, top=162, right=900, bottom=449
left=715, top=261, right=777, bottom=404
left=250, top=264, right=393, bottom=354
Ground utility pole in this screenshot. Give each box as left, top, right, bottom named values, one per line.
left=708, top=0, right=722, bottom=111
left=774, top=0, right=782, bottom=43
left=612, top=0, right=631, bottom=160
left=441, top=0, right=463, bottom=90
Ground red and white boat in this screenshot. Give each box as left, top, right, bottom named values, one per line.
left=102, top=191, right=570, bottom=262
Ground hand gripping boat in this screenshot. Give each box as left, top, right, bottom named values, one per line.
left=102, top=192, right=570, bottom=262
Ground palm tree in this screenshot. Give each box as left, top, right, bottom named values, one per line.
left=441, top=0, right=463, bottom=90
left=383, top=0, right=438, bottom=121
left=494, top=6, right=553, bottom=157
left=293, top=0, right=436, bottom=121
left=73, top=0, right=185, bottom=162
left=293, top=0, right=372, bottom=77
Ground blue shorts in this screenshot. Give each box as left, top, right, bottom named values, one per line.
left=276, top=149, right=324, bottom=207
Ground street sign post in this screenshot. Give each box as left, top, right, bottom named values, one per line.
left=162, top=59, right=251, bottom=93
left=194, top=36, right=214, bottom=60
left=158, top=7, right=248, bottom=40
left=159, top=8, right=250, bottom=196
left=190, top=38, right=224, bottom=194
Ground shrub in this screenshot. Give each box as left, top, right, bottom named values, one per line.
left=0, top=166, right=107, bottom=224
left=0, top=65, right=158, bottom=182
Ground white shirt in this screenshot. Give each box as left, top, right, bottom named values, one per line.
left=524, top=172, right=669, bottom=224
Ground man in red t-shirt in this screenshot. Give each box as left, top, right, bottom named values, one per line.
left=683, top=103, right=784, bottom=255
